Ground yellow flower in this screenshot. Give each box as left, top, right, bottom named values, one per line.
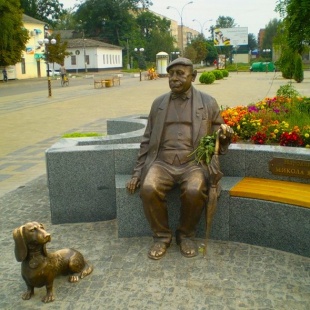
left=237, top=125, right=240, bottom=130
left=305, top=133, right=310, bottom=138
left=306, top=144, right=310, bottom=148
left=274, top=129, right=279, bottom=134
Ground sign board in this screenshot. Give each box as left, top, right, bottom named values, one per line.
left=213, top=27, right=248, bottom=46
left=269, top=157, right=310, bottom=179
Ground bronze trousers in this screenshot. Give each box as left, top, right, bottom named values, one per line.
left=140, top=159, right=208, bottom=245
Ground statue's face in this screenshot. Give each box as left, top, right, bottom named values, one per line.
left=168, top=65, right=197, bottom=93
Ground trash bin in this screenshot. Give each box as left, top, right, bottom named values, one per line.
left=250, top=62, right=264, bottom=72
left=251, top=62, right=275, bottom=72
left=105, top=79, right=113, bottom=87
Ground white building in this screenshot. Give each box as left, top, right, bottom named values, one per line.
left=57, top=39, right=123, bottom=73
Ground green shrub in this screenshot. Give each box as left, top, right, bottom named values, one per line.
left=199, top=72, right=215, bottom=84
left=221, top=69, right=229, bottom=78
left=212, top=70, right=224, bottom=80
left=293, top=55, right=304, bottom=83
left=276, top=82, right=300, bottom=98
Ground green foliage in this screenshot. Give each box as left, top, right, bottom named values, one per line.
left=184, top=46, right=197, bottom=63
left=285, top=0, right=310, bottom=54
left=212, top=70, right=224, bottom=80
left=293, top=55, right=304, bottom=83
left=199, top=72, right=215, bottom=84
left=47, top=33, right=71, bottom=65
left=20, top=0, right=66, bottom=28
left=62, top=132, right=102, bottom=138
left=189, top=133, right=216, bottom=164
left=275, top=0, right=310, bottom=54
left=262, top=19, right=281, bottom=51
left=0, top=0, right=29, bottom=66
left=75, top=0, right=139, bottom=45
left=248, top=33, right=258, bottom=51
left=215, top=16, right=236, bottom=28
left=276, top=82, right=301, bottom=98
left=275, top=46, right=296, bottom=79
left=189, top=35, right=207, bottom=63
left=205, top=41, right=218, bottom=64
left=221, top=70, right=229, bottom=78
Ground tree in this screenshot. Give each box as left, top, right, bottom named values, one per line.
left=189, top=35, right=207, bottom=63
left=135, top=10, right=174, bottom=62
left=184, top=45, right=197, bottom=63
left=294, top=54, right=304, bottom=83
left=53, top=7, right=78, bottom=30
left=276, top=0, right=310, bottom=54
left=215, top=16, right=236, bottom=29
left=145, top=30, right=174, bottom=62
left=46, top=33, right=71, bottom=66
left=205, top=41, right=218, bottom=65
left=262, top=18, right=281, bottom=50
left=75, top=0, right=143, bottom=45
left=0, top=0, right=29, bottom=66
left=20, top=0, right=66, bottom=27
left=248, top=33, right=257, bottom=51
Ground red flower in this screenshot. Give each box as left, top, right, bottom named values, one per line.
left=251, top=132, right=267, bottom=145
left=279, top=131, right=303, bottom=147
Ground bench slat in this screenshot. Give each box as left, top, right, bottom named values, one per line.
left=230, top=177, right=310, bottom=208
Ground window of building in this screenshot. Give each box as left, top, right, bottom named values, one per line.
left=71, top=55, right=76, bottom=65
left=85, top=55, right=89, bottom=65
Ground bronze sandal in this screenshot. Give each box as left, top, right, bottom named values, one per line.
left=178, top=239, right=198, bottom=258
left=147, top=242, right=169, bottom=260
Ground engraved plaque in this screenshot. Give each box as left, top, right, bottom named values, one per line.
left=269, top=157, right=310, bottom=179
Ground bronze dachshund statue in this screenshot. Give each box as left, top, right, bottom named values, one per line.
left=13, top=222, right=93, bottom=303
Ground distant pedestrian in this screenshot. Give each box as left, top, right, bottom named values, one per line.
left=3, top=68, right=8, bottom=82
left=60, top=64, right=66, bottom=81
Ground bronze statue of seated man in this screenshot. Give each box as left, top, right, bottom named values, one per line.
left=127, top=57, right=232, bottom=260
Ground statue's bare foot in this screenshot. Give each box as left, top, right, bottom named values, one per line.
left=148, top=242, right=169, bottom=260
left=178, top=239, right=198, bottom=258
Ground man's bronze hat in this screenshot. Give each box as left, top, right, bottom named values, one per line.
left=166, top=57, right=193, bottom=72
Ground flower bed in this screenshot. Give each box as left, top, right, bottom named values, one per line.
left=221, top=95, right=310, bottom=148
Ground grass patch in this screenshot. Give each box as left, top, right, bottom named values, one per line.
left=62, top=132, right=102, bottom=138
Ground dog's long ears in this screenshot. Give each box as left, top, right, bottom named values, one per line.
left=13, top=226, right=27, bottom=262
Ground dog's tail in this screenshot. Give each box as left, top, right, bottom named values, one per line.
left=80, top=262, right=93, bottom=279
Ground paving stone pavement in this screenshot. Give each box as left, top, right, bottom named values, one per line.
left=1, top=70, right=310, bottom=309
left=1, top=175, right=309, bottom=310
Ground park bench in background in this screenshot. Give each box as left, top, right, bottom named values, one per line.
left=94, top=75, right=121, bottom=89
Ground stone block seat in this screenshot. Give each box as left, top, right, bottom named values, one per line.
left=45, top=116, right=310, bottom=257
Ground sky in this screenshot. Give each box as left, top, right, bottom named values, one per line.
left=60, top=0, right=281, bottom=37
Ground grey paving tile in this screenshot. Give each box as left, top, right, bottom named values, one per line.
left=0, top=175, right=309, bottom=310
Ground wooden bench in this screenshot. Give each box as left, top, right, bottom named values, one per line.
left=94, top=76, right=121, bottom=88
left=230, top=177, right=310, bottom=208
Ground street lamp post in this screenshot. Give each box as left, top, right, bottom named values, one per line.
left=134, top=47, right=144, bottom=81
left=167, top=1, right=193, bottom=56
left=192, top=19, right=212, bottom=36
left=38, top=36, right=56, bottom=97
left=79, top=20, right=87, bottom=73
left=82, top=30, right=87, bottom=73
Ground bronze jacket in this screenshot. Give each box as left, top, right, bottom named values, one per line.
left=132, top=86, right=230, bottom=182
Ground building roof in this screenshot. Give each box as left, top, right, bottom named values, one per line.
left=23, top=14, right=45, bottom=25
left=66, top=38, right=123, bottom=50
